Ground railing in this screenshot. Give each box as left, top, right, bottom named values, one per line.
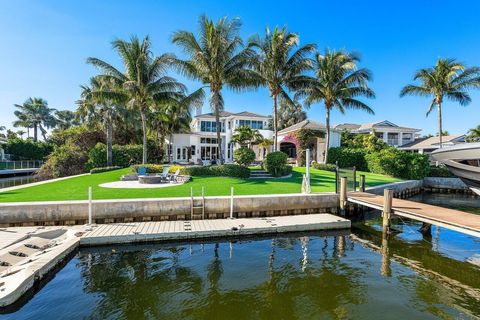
left=0, top=160, right=43, bottom=170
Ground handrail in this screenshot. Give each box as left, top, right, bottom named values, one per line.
left=0, top=160, right=43, bottom=170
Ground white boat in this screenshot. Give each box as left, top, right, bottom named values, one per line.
left=431, top=143, right=480, bottom=195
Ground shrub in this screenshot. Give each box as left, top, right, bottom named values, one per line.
left=168, top=165, right=185, bottom=174
left=36, top=142, right=88, bottom=180
left=185, top=164, right=250, bottom=178
left=90, top=166, right=122, bottom=174
left=130, top=164, right=167, bottom=174
left=86, top=143, right=144, bottom=170
left=327, top=147, right=368, bottom=171
left=366, top=148, right=429, bottom=179
left=234, top=147, right=256, bottom=166
left=314, top=163, right=337, bottom=172
left=427, top=165, right=454, bottom=177
left=5, top=138, right=52, bottom=160
left=264, top=151, right=290, bottom=177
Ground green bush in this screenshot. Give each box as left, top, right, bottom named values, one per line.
left=86, top=143, right=145, bottom=170
left=90, top=166, right=122, bottom=174
left=234, top=147, right=256, bottom=166
left=36, top=142, right=88, bottom=180
left=366, top=148, right=429, bottom=179
left=5, top=138, right=52, bottom=160
left=327, top=147, right=368, bottom=171
left=185, top=164, right=250, bottom=178
left=130, top=164, right=168, bottom=174
left=314, top=163, right=337, bottom=172
left=427, top=165, right=454, bottom=177
left=264, top=151, right=290, bottom=177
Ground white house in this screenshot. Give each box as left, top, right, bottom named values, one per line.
left=166, top=111, right=273, bottom=164
left=335, top=120, right=421, bottom=147
left=277, top=120, right=341, bottom=163
left=0, top=137, right=7, bottom=161
left=398, top=134, right=467, bottom=155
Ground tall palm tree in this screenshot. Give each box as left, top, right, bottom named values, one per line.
left=87, top=36, right=186, bottom=164
left=400, top=58, right=480, bottom=148
left=231, top=125, right=263, bottom=148
left=467, top=125, right=480, bottom=142
left=277, top=99, right=307, bottom=130
left=77, top=77, right=123, bottom=166
left=172, top=15, right=256, bottom=163
left=298, top=50, right=375, bottom=163
left=13, top=97, right=57, bottom=141
left=248, top=27, right=315, bottom=151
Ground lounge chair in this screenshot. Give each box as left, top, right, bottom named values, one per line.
left=168, top=169, right=181, bottom=182
left=159, top=166, right=170, bottom=181
left=137, top=167, right=147, bottom=176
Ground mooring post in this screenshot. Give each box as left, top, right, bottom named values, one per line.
left=230, top=186, right=234, bottom=219
left=88, top=186, right=93, bottom=225
left=382, top=188, right=393, bottom=233
left=360, top=175, right=366, bottom=192
left=339, top=177, right=347, bottom=215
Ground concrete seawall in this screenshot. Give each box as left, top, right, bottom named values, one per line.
left=0, top=193, right=339, bottom=227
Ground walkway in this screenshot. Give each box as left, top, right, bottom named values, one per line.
left=348, top=192, right=480, bottom=238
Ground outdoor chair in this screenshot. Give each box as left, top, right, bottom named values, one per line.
left=137, top=167, right=147, bottom=176
left=168, top=169, right=181, bottom=182
left=159, top=166, right=170, bottom=181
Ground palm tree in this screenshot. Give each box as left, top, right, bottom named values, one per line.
left=55, top=110, right=78, bottom=130
left=277, top=99, right=307, bottom=130
left=16, top=130, right=26, bottom=139
left=13, top=97, right=57, bottom=141
left=172, top=15, right=256, bottom=164
left=87, top=36, right=186, bottom=164
left=248, top=27, right=315, bottom=151
left=257, top=137, right=273, bottom=158
left=0, top=126, right=5, bottom=139
left=400, top=58, right=480, bottom=148
left=77, top=77, right=122, bottom=166
left=467, top=125, right=480, bottom=142
left=231, top=125, right=263, bottom=148
left=299, top=50, right=375, bottom=163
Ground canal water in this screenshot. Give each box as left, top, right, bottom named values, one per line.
left=0, top=193, right=479, bottom=319
left=0, top=175, right=35, bottom=189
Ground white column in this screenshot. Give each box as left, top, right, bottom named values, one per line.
left=383, top=131, right=389, bottom=144
left=398, top=132, right=403, bottom=146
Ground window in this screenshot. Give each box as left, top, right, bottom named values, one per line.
left=200, top=138, right=217, bottom=144
left=200, top=121, right=224, bottom=132
left=402, top=133, right=413, bottom=142
left=191, top=145, right=196, bottom=156
left=238, top=119, right=263, bottom=129
left=176, top=148, right=181, bottom=160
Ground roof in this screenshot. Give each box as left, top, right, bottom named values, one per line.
left=195, top=111, right=270, bottom=119
left=399, top=134, right=466, bottom=150
left=278, top=119, right=336, bottom=135
left=336, top=120, right=420, bottom=133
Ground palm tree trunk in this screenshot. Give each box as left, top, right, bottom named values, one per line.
left=211, top=88, right=223, bottom=164
left=39, top=124, right=47, bottom=141
left=140, top=108, right=148, bottom=164
left=33, top=123, right=38, bottom=142
left=159, top=133, right=165, bottom=163
left=273, top=94, right=278, bottom=152
left=106, top=117, right=113, bottom=167
left=324, top=107, right=331, bottom=164
left=438, top=103, right=443, bottom=148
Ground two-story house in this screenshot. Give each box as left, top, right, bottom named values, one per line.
left=166, top=111, right=273, bottom=164
left=335, top=120, right=421, bottom=147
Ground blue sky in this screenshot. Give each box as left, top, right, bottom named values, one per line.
left=1, top=0, right=479, bottom=135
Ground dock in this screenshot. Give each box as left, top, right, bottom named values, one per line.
left=81, top=213, right=350, bottom=246
left=0, top=168, right=38, bottom=176
left=348, top=192, right=480, bottom=238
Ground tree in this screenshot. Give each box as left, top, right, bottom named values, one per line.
left=248, top=27, right=315, bottom=151
left=467, top=125, right=480, bottom=142
left=400, top=58, right=480, bottom=148
left=16, top=130, right=26, bottom=139
left=231, top=125, right=262, bottom=148
left=0, top=126, right=5, bottom=139
left=87, top=35, right=186, bottom=164
left=257, top=137, right=273, bottom=158
left=13, top=97, right=57, bottom=141
left=77, top=77, right=122, bottom=166
left=277, top=99, right=307, bottom=130
left=299, top=50, right=375, bottom=163
left=172, top=15, right=256, bottom=163
left=55, top=110, right=78, bottom=131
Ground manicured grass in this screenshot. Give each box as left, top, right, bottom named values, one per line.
left=0, top=167, right=400, bottom=202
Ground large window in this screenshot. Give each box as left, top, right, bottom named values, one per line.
left=200, top=121, right=225, bottom=132
left=238, top=119, right=264, bottom=130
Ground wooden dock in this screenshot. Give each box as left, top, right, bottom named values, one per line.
left=348, top=192, right=480, bottom=238
left=81, top=213, right=350, bottom=246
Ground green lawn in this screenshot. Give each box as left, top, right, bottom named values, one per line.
left=0, top=167, right=400, bottom=202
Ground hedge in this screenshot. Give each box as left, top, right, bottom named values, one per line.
left=365, top=148, right=429, bottom=179
left=90, top=166, right=122, bottom=174
left=5, top=138, right=52, bottom=160
left=264, top=151, right=291, bottom=177
left=427, top=166, right=454, bottom=177
left=86, top=143, right=145, bottom=170
left=313, top=163, right=337, bottom=172
left=327, top=147, right=368, bottom=171
left=234, top=147, right=256, bottom=166
left=130, top=164, right=250, bottom=178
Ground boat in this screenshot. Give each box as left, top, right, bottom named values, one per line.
left=431, top=142, right=480, bottom=195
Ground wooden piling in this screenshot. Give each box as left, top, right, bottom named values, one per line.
left=359, top=175, right=366, bottom=192
left=382, top=188, right=393, bottom=233
left=339, top=177, right=347, bottom=215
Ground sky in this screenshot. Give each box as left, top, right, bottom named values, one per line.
left=1, top=0, right=479, bottom=136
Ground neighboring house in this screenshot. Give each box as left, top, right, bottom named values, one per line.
left=398, top=134, right=467, bottom=155
left=335, top=120, right=421, bottom=147
left=277, top=120, right=341, bottom=163
left=0, top=137, right=7, bottom=161
left=166, top=111, right=273, bottom=164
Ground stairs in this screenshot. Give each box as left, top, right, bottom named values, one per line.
left=190, top=187, right=205, bottom=219
left=249, top=170, right=273, bottom=179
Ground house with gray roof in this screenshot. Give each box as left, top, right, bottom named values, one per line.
left=335, top=120, right=421, bottom=147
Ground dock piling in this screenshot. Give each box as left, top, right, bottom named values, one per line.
left=382, top=188, right=393, bottom=233
left=230, top=187, right=234, bottom=219
left=88, top=186, right=92, bottom=225
left=359, top=175, right=366, bottom=192
left=339, top=177, right=347, bottom=216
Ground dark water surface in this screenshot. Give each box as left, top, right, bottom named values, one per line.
left=1, top=193, right=479, bottom=320
left=0, top=175, right=34, bottom=189
left=409, top=192, right=480, bottom=215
